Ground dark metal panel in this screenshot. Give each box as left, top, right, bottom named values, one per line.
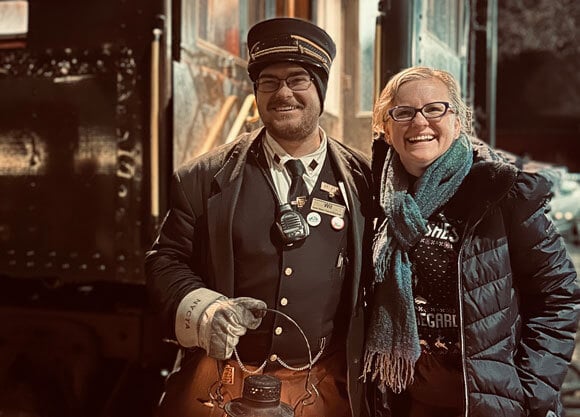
left=0, top=46, right=146, bottom=284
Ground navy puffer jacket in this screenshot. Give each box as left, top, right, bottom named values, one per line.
left=370, top=138, right=580, bottom=417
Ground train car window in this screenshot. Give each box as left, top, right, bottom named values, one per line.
left=416, top=0, right=468, bottom=89
left=0, top=0, right=28, bottom=42
left=359, top=1, right=378, bottom=112
left=183, top=0, right=313, bottom=62
left=426, top=0, right=460, bottom=52
left=198, top=0, right=244, bottom=56
left=183, top=0, right=274, bottom=60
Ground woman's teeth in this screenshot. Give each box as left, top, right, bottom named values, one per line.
left=407, top=135, right=435, bottom=143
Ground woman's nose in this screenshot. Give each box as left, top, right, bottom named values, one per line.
left=411, top=111, right=429, bottom=126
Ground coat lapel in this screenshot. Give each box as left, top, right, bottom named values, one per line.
left=206, top=130, right=262, bottom=296
left=327, top=139, right=367, bottom=310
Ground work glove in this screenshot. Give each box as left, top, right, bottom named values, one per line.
left=175, top=288, right=267, bottom=360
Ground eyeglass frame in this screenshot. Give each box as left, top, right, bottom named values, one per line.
left=254, top=74, right=314, bottom=93
left=385, top=101, right=455, bottom=122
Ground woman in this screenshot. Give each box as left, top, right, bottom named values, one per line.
left=363, top=66, right=579, bottom=417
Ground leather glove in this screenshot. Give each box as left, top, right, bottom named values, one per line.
left=175, top=288, right=267, bottom=360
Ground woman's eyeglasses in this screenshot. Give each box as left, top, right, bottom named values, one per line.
left=386, top=101, right=454, bottom=122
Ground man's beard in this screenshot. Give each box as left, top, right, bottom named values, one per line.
left=262, top=110, right=319, bottom=142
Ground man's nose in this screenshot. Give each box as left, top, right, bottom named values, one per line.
left=273, top=80, right=293, bottom=96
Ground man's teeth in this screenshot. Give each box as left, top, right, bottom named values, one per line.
left=407, top=135, right=435, bottom=143
left=275, top=106, right=296, bottom=111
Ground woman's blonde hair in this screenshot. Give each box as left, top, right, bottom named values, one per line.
left=372, top=66, right=472, bottom=137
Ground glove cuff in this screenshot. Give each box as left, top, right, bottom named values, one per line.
left=175, top=287, right=225, bottom=347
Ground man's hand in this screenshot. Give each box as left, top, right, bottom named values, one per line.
left=201, top=297, right=267, bottom=359
left=175, top=288, right=267, bottom=359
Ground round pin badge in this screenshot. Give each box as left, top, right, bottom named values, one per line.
left=306, top=212, right=322, bottom=227
left=331, top=216, right=345, bottom=230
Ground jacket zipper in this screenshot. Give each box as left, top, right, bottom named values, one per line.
left=458, top=213, right=487, bottom=417
left=457, top=239, right=469, bottom=417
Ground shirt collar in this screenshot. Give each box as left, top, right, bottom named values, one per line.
left=262, top=129, right=327, bottom=175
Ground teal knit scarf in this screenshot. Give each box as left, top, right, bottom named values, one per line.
left=363, top=134, right=473, bottom=393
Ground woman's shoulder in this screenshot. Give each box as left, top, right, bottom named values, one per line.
left=469, top=137, right=554, bottom=203
left=447, top=153, right=553, bottom=222
left=507, top=170, right=553, bottom=202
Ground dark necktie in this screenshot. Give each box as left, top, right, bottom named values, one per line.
left=285, top=159, right=308, bottom=207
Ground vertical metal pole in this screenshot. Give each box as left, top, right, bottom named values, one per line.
left=374, top=1, right=383, bottom=104
left=150, top=28, right=162, bottom=222
left=466, top=0, right=477, bottom=113
left=287, top=0, right=295, bottom=16
left=376, top=0, right=413, bottom=90
left=486, top=0, right=498, bottom=147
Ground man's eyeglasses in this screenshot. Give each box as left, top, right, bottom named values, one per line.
left=386, top=101, right=454, bottom=122
left=254, top=74, right=313, bottom=93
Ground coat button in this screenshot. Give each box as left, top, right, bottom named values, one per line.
left=284, top=267, right=293, bottom=276
left=269, top=354, right=278, bottom=362
left=280, top=297, right=288, bottom=306
left=275, top=326, right=283, bottom=335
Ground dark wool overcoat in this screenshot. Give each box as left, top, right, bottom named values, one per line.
left=146, top=128, right=375, bottom=417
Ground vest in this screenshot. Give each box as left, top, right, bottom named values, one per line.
left=233, top=144, right=350, bottom=366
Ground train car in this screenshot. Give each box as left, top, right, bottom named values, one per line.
left=0, top=1, right=170, bottom=415
left=0, top=1, right=484, bottom=416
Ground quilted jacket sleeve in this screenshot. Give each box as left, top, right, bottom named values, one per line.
left=505, top=171, right=580, bottom=417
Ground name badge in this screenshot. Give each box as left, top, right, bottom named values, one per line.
left=311, top=198, right=346, bottom=218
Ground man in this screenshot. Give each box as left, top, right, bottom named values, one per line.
left=145, top=17, right=373, bottom=417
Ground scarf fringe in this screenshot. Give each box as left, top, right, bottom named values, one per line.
left=363, top=349, right=416, bottom=394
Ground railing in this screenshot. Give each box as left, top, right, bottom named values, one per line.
left=226, top=94, right=259, bottom=144
left=196, top=95, right=238, bottom=156
left=186, top=93, right=258, bottom=161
